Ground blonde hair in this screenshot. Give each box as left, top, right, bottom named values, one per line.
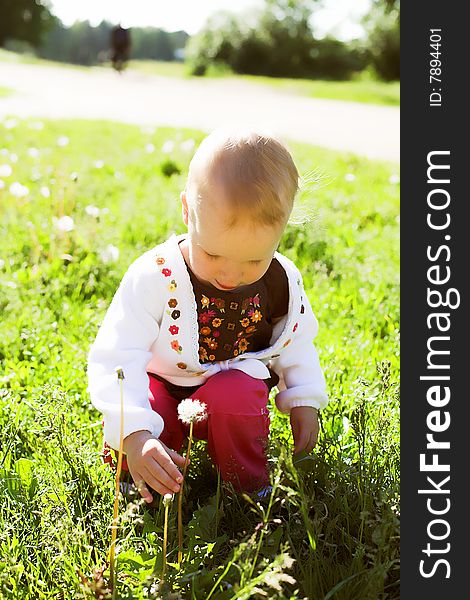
left=186, top=127, right=299, bottom=228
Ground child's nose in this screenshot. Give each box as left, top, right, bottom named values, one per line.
left=219, top=265, right=243, bottom=287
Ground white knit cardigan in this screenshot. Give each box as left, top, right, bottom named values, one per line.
left=87, top=234, right=329, bottom=450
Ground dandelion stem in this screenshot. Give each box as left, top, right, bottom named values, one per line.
left=177, top=420, right=194, bottom=565
left=108, top=367, right=125, bottom=597
left=162, top=501, right=170, bottom=579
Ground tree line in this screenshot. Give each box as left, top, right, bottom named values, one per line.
left=1, top=0, right=399, bottom=80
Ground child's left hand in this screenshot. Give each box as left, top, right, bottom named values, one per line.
left=290, top=406, right=319, bottom=454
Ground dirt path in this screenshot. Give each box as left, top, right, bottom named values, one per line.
left=0, top=62, right=399, bottom=162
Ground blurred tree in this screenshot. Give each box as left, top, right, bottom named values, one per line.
left=0, top=0, right=56, bottom=48
left=363, top=0, right=400, bottom=80
left=186, top=0, right=365, bottom=79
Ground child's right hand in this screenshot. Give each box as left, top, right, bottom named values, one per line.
left=122, top=430, right=187, bottom=503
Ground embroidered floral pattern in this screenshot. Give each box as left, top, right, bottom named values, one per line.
left=293, top=322, right=298, bottom=332
left=194, top=287, right=267, bottom=362
left=168, top=298, right=178, bottom=308
left=169, top=325, right=179, bottom=335
left=171, top=340, right=183, bottom=353
left=156, top=257, right=165, bottom=265
left=162, top=268, right=172, bottom=277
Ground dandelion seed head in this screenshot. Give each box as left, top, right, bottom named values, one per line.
left=40, top=186, right=50, bottom=198
left=57, top=136, right=69, bottom=147
left=145, top=143, right=155, bottom=153
left=85, top=205, right=100, bottom=217
left=27, top=147, right=39, bottom=158
left=9, top=182, right=29, bottom=198
left=54, top=215, right=74, bottom=232
left=345, top=173, right=356, bottom=182
left=0, top=164, right=12, bottom=177
left=94, top=160, right=104, bottom=169
left=177, top=398, right=207, bottom=424
left=163, top=493, right=173, bottom=506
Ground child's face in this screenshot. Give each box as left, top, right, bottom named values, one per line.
left=181, top=188, right=283, bottom=292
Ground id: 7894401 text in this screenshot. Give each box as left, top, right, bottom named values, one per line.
left=429, top=28, right=442, bottom=107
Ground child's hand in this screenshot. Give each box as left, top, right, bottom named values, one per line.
left=123, top=430, right=188, bottom=503
left=289, top=406, right=319, bottom=455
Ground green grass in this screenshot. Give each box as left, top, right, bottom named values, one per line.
left=0, top=86, right=12, bottom=97
left=0, top=117, right=399, bottom=599
left=129, top=60, right=400, bottom=106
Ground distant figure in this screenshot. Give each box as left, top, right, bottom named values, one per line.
left=110, top=24, right=131, bottom=72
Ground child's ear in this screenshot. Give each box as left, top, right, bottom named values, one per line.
left=181, top=191, right=189, bottom=226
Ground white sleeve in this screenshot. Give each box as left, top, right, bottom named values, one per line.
left=270, top=278, right=329, bottom=413
left=87, top=260, right=164, bottom=450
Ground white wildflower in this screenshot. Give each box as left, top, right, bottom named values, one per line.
left=27, top=147, right=39, bottom=158
left=100, top=244, right=120, bottom=263
left=145, top=143, right=155, bottom=153
left=54, top=215, right=75, bottom=232
left=0, top=259, right=4, bottom=269
left=345, top=173, right=356, bottom=182
left=4, top=118, right=18, bottom=130
left=9, top=182, right=29, bottom=198
left=177, top=398, right=208, bottom=425
left=342, top=416, right=350, bottom=434
left=40, top=186, right=50, bottom=198
left=0, top=164, right=12, bottom=177
left=85, top=205, right=100, bottom=218
left=101, top=207, right=110, bottom=215
left=0, top=149, right=8, bottom=156
left=389, top=174, right=400, bottom=185
left=180, top=139, right=195, bottom=153
left=9, top=153, right=18, bottom=163
left=0, top=179, right=4, bottom=189
left=94, top=160, right=104, bottom=169
left=70, top=172, right=78, bottom=181
left=57, top=136, right=69, bottom=147
left=162, top=140, right=175, bottom=154
left=264, top=571, right=296, bottom=592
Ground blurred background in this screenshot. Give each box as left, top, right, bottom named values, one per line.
left=0, top=0, right=400, bottom=161
left=0, top=0, right=399, bottom=81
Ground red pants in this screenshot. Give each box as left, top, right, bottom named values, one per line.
left=103, top=370, right=271, bottom=492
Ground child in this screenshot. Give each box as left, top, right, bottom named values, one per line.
left=87, top=127, right=329, bottom=503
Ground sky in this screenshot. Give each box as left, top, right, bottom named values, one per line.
left=47, top=0, right=371, bottom=40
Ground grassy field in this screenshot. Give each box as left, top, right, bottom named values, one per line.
left=0, top=48, right=399, bottom=106
left=0, top=118, right=400, bottom=599
left=127, top=60, right=400, bottom=106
